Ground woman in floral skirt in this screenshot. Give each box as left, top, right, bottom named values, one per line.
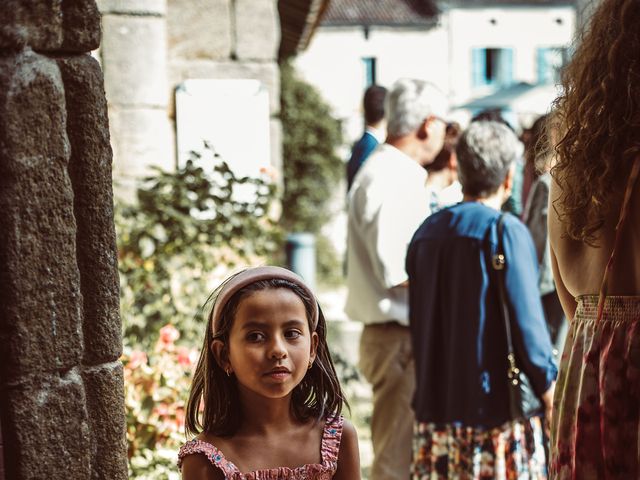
left=547, top=1, right=640, bottom=478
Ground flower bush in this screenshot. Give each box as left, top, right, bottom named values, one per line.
left=117, top=145, right=283, bottom=350
left=124, top=324, right=199, bottom=479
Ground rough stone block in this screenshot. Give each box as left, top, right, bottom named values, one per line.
left=61, top=0, right=102, bottom=52
left=168, top=0, right=231, bottom=61
left=0, top=0, right=63, bottom=51
left=108, top=105, right=175, bottom=179
left=56, top=55, right=122, bottom=365
left=170, top=59, right=280, bottom=114
left=101, top=14, right=168, bottom=108
left=0, top=370, right=92, bottom=479
left=0, top=50, right=84, bottom=380
left=235, top=0, right=279, bottom=61
left=97, top=0, right=166, bottom=15
left=82, top=362, right=128, bottom=480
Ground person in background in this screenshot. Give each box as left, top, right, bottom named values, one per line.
left=548, top=1, right=640, bottom=476
left=522, top=114, right=567, bottom=357
left=425, top=122, right=463, bottom=213
left=471, top=109, right=525, bottom=216
left=346, top=78, right=447, bottom=480
left=407, top=121, right=556, bottom=479
left=346, top=85, right=387, bottom=191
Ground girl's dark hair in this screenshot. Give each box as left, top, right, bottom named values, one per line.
left=185, top=275, right=347, bottom=437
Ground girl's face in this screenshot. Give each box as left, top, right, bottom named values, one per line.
left=218, top=287, right=318, bottom=401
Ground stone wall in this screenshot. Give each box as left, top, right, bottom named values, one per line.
left=97, top=0, right=174, bottom=194
left=0, top=2, right=127, bottom=479
left=169, top=0, right=283, bottom=174
left=97, top=0, right=281, bottom=192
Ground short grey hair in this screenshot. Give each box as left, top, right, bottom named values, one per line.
left=386, top=79, right=448, bottom=138
left=456, top=121, right=524, bottom=197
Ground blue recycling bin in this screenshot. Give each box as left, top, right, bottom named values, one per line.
left=285, top=232, right=316, bottom=292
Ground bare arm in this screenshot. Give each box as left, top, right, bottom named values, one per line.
left=333, top=419, right=361, bottom=480
left=181, top=454, right=224, bottom=480
left=547, top=177, right=578, bottom=320
left=550, top=245, right=577, bottom=321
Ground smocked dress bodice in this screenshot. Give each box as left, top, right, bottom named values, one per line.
left=177, top=415, right=343, bottom=479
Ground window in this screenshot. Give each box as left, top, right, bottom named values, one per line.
left=362, top=57, right=377, bottom=87
left=472, top=48, right=514, bottom=88
left=537, top=47, right=568, bottom=84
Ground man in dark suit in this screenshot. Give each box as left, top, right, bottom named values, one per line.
left=346, top=85, right=387, bottom=191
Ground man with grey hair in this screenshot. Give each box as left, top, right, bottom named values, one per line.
left=406, top=121, right=556, bottom=477
left=345, top=78, right=448, bottom=480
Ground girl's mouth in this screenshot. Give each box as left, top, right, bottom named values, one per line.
left=265, top=367, right=291, bottom=379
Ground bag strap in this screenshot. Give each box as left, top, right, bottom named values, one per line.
left=492, top=213, right=521, bottom=385
left=597, top=156, right=640, bottom=320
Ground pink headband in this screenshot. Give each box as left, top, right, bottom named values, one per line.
left=210, top=266, right=319, bottom=335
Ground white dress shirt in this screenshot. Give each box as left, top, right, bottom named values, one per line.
left=345, top=144, right=431, bottom=326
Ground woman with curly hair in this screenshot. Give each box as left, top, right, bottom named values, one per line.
left=548, top=0, right=640, bottom=477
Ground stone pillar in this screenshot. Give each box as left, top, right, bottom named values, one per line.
left=98, top=0, right=174, bottom=193
left=167, top=0, right=282, bottom=171
left=0, top=2, right=127, bottom=479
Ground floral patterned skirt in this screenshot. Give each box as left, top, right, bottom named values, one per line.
left=550, top=295, right=640, bottom=479
left=412, top=417, right=548, bottom=480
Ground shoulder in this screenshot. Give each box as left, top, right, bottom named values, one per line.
left=178, top=439, right=227, bottom=480
left=334, top=418, right=361, bottom=480
left=181, top=453, right=225, bottom=480
left=338, top=418, right=358, bottom=448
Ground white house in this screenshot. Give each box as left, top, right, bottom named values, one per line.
left=295, top=0, right=576, bottom=140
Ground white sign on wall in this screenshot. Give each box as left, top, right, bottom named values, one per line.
left=175, top=79, right=271, bottom=179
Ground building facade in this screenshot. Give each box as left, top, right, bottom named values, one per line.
left=296, top=0, right=576, bottom=140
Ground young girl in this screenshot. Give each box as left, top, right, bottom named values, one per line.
left=178, top=266, right=361, bottom=479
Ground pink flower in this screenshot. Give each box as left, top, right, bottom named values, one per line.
left=128, top=350, right=148, bottom=369
left=159, top=324, right=180, bottom=346
left=177, top=347, right=192, bottom=367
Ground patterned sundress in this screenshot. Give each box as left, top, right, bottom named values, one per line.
left=549, top=158, right=640, bottom=479
left=177, top=415, right=343, bottom=479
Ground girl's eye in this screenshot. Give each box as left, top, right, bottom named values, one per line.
left=285, top=329, right=303, bottom=340
left=246, top=332, right=266, bottom=342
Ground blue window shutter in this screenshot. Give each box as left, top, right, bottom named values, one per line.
left=472, top=48, right=486, bottom=87
left=500, top=48, right=514, bottom=86
left=537, top=48, right=549, bottom=84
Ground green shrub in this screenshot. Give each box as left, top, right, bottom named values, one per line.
left=116, top=146, right=283, bottom=349
left=280, top=62, right=344, bottom=284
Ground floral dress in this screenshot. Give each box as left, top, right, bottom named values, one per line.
left=412, top=417, right=548, bottom=480
left=177, top=416, right=343, bottom=479
left=549, top=159, right=640, bottom=479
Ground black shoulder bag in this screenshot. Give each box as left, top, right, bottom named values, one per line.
left=493, top=214, right=543, bottom=421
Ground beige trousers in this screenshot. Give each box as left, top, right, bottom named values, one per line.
left=359, top=323, right=415, bottom=480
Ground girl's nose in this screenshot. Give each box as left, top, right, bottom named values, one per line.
left=269, top=337, right=287, bottom=359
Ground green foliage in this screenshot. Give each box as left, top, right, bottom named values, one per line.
left=117, top=146, right=283, bottom=349
left=280, top=62, right=344, bottom=284
left=123, top=325, right=197, bottom=479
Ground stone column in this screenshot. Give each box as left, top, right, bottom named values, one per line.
left=0, top=2, right=127, bottom=479
left=98, top=0, right=174, bottom=193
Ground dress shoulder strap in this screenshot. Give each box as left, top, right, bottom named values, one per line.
left=597, top=156, right=640, bottom=320
left=177, top=439, right=240, bottom=477
left=320, top=415, right=344, bottom=467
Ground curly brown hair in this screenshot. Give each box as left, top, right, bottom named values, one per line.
left=552, top=0, right=640, bottom=245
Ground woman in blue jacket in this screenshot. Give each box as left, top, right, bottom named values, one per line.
left=407, top=121, right=557, bottom=479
